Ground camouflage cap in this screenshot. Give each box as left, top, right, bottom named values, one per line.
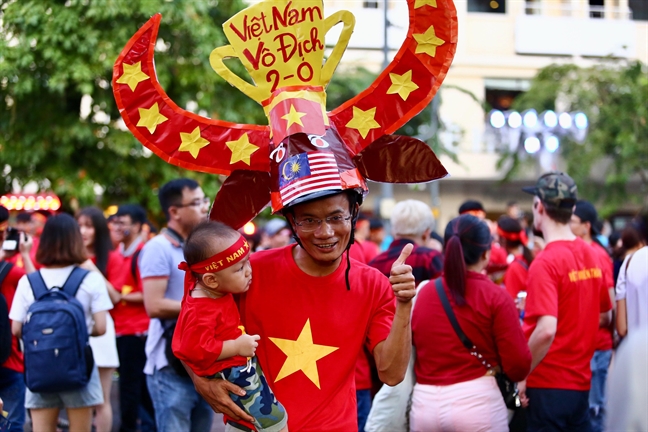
left=522, top=171, right=578, bottom=209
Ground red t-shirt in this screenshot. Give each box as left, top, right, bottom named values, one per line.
left=354, top=348, right=373, bottom=391
left=503, top=255, right=528, bottom=300
left=238, top=246, right=395, bottom=432
left=172, top=293, right=247, bottom=377
left=412, top=273, right=531, bottom=385
left=590, top=242, right=614, bottom=351
left=110, top=247, right=150, bottom=336
left=523, top=238, right=613, bottom=390
left=1, top=262, right=26, bottom=373
left=486, top=242, right=508, bottom=276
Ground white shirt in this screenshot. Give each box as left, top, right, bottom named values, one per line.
left=9, top=266, right=113, bottom=334
left=615, top=246, right=648, bottom=335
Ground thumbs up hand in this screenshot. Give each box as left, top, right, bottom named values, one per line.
left=389, top=243, right=416, bottom=303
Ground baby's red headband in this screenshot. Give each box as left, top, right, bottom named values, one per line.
left=497, top=226, right=529, bottom=247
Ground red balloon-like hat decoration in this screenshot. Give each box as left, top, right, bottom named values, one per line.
left=113, top=0, right=458, bottom=229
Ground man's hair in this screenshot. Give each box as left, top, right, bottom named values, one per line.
left=183, top=221, right=240, bottom=267
left=391, top=199, right=434, bottom=238
left=158, top=178, right=199, bottom=221
left=36, top=214, right=87, bottom=266
left=0, top=205, right=8, bottom=224
left=16, top=212, right=31, bottom=223
left=116, top=203, right=147, bottom=225
left=544, top=203, right=572, bottom=224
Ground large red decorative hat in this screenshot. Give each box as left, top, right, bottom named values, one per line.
left=113, top=0, right=457, bottom=229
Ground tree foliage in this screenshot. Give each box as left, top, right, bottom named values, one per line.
left=0, top=0, right=262, bottom=216
left=506, top=60, right=648, bottom=214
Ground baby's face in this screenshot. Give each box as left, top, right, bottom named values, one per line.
left=213, top=254, right=252, bottom=294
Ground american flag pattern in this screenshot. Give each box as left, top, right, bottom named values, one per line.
left=280, top=152, right=342, bottom=205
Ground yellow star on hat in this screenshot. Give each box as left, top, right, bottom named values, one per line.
left=226, top=133, right=259, bottom=165
left=414, top=25, right=446, bottom=57
left=137, top=103, right=168, bottom=134
left=387, top=70, right=419, bottom=101
left=346, top=107, right=381, bottom=139
left=281, top=104, right=307, bottom=128
left=269, top=319, right=339, bottom=389
left=116, top=62, right=150, bottom=91
left=415, top=0, right=437, bottom=8
left=178, top=127, right=210, bottom=159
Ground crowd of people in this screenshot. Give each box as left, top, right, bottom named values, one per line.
left=0, top=171, right=646, bottom=432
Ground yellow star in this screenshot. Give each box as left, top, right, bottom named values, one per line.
left=225, top=133, right=259, bottom=166
left=281, top=104, right=307, bottom=129
left=269, top=319, right=338, bottom=389
left=137, top=103, right=168, bottom=134
left=116, top=62, right=150, bottom=91
left=414, top=25, right=446, bottom=58
left=345, top=106, right=380, bottom=139
left=414, top=0, right=437, bottom=8
left=387, top=70, right=420, bottom=101
left=178, top=127, right=210, bottom=159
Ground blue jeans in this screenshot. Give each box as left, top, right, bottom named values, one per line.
left=146, top=367, right=213, bottom=432
left=589, top=349, right=612, bottom=432
left=356, top=389, right=371, bottom=432
left=527, top=387, right=591, bottom=432
left=0, top=367, right=26, bottom=432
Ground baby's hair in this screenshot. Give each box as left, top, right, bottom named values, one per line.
left=184, top=221, right=241, bottom=267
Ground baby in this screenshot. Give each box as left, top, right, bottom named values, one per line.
left=173, top=221, right=287, bottom=432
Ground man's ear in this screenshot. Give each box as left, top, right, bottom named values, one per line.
left=482, top=248, right=491, bottom=262
left=200, top=273, right=220, bottom=290
left=168, top=206, right=181, bottom=222
left=422, top=228, right=431, bottom=243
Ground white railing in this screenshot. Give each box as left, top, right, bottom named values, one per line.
left=523, top=2, right=632, bottom=20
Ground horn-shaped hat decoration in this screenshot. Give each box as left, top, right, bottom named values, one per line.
left=113, top=0, right=457, bottom=229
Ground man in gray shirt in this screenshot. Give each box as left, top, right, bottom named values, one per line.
left=139, top=178, right=212, bottom=432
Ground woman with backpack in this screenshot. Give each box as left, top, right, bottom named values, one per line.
left=410, top=214, right=532, bottom=431
left=78, top=207, right=121, bottom=432
left=9, top=214, right=113, bottom=432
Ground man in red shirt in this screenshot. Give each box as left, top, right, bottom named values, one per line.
left=571, top=200, right=615, bottom=432
left=0, top=206, right=35, bottom=432
left=520, top=173, right=613, bottom=431
left=189, top=190, right=416, bottom=431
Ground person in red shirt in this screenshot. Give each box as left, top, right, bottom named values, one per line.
left=520, top=173, right=613, bottom=432
left=570, top=200, right=615, bottom=432
left=173, top=221, right=287, bottom=432
left=0, top=205, right=35, bottom=432
left=111, top=204, right=154, bottom=432
left=497, top=216, right=534, bottom=305
left=411, top=214, right=531, bottom=431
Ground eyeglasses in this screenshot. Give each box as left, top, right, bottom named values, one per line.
left=173, top=197, right=210, bottom=208
left=293, top=214, right=352, bottom=232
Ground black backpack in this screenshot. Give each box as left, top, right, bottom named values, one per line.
left=0, top=261, right=15, bottom=365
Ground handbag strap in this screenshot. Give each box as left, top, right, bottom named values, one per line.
left=434, top=278, right=492, bottom=369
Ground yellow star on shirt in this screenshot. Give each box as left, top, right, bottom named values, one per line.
left=415, top=0, right=437, bottom=8
left=281, top=104, right=307, bottom=128
left=387, top=70, right=419, bottom=101
left=269, top=319, right=338, bottom=389
left=116, top=62, right=150, bottom=91
left=414, top=25, right=446, bottom=58
left=345, top=106, right=380, bottom=139
left=225, top=133, right=259, bottom=166
left=178, top=127, right=210, bottom=159
left=137, top=103, right=168, bottom=134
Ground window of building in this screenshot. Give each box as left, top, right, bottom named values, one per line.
left=629, top=0, right=648, bottom=20
left=589, top=0, right=604, bottom=18
left=363, top=1, right=379, bottom=8
left=484, top=79, right=529, bottom=110
left=468, top=0, right=506, bottom=14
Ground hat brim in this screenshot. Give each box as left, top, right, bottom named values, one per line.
left=522, top=186, right=538, bottom=196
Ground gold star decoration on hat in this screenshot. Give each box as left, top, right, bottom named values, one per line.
left=414, top=25, right=445, bottom=57
left=346, top=106, right=381, bottom=139
left=116, top=62, right=150, bottom=91
left=269, top=319, right=339, bottom=389
left=137, top=103, right=168, bottom=134
left=387, top=70, right=419, bottom=101
left=281, top=104, right=307, bottom=128
left=178, top=127, right=210, bottom=159
left=225, top=133, right=259, bottom=166
left=415, top=0, right=437, bottom=8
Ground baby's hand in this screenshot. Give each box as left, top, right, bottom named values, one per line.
left=236, top=334, right=260, bottom=357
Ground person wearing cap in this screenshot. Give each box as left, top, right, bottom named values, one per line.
left=519, top=172, right=613, bottom=431
left=571, top=200, right=615, bottom=432
left=369, top=200, right=443, bottom=285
